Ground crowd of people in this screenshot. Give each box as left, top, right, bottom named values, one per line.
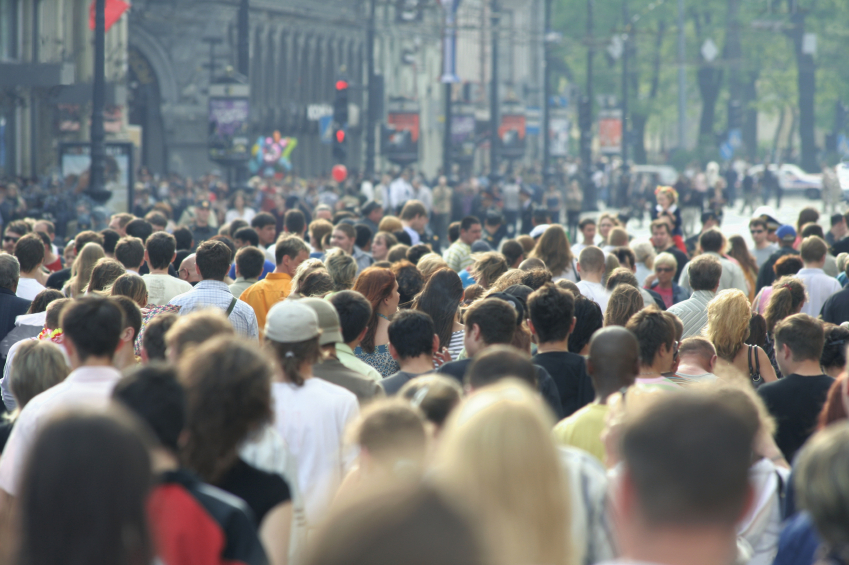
left=0, top=166, right=848, bottom=565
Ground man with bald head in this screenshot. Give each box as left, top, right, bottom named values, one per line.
left=552, top=326, right=639, bottom=463
left=177, top=254, right=202, bottom=286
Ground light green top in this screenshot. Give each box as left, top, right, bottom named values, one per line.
left=335, top=343, right=382, bottom=383
left=552, top=403, right=608, bottom=464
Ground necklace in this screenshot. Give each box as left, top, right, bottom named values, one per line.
left=377, top=312, right=391, bottom=321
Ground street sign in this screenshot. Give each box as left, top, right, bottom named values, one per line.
left=526, top=106, right=541, bottom=135
left=307, top=104, right=333, bottom=121
left=319, top=115, right=333, bottom=144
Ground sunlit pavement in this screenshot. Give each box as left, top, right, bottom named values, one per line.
left=596, top=193, right=828, bottom=248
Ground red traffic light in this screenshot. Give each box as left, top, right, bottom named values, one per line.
left=335, top=130, right=346, bottom=143
left=336, top=80, right=348, bottom=90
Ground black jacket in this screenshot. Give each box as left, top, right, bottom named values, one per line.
left=437, top=358, right=566, bottom=419
left=0, top=287, right=31, bottom=345
left=756, top=246, right=799, bottom=293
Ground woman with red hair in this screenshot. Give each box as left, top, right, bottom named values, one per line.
left=353, top=267, right=401, bottom=377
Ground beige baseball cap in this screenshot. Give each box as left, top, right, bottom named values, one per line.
left=264, top=299, right=320, bottom=343
left=300, top=298, right=344, bottom=346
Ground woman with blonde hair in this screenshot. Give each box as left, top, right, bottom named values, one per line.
left=289, top=258, right=327, bottom=299
left=597, top=212, right=619, bottom=246
left=529, top=225, right=577, bottom=282
left=378, top=216, right=403, bottom=234
left=435, top=380, right=573, bottom=565
left=604, top=284, right=643, bottom=327
left=704, top=289, right=776, bottom=385
left=0, top=340, right=69, bottom=449
left=417, top=253, right=449, bottom=281
left=63, top=242, right=105, bottom=297
left=324, top=248, right=357, bottom=292
left=630, top=240, right=655, bottom=286
left=470, top=252, right=508, bottom=290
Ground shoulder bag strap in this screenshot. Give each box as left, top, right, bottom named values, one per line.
left=226, top=296, right=238, bottom=317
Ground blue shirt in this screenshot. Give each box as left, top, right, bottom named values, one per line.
left=228, top=260, right=275, bottom=281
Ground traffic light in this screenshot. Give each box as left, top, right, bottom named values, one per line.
left=333, top=78, right=348, bottom=163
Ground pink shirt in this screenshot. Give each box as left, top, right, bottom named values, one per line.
left=0, top=366, right=122, bottom=495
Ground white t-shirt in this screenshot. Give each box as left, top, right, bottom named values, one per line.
left=16, top=278, right=45, bottom=301
left=142, top=274, right=193, bottom=306
left=576, top=280, right=611, bottom=312
left=271, top=378, right=359, bottom=525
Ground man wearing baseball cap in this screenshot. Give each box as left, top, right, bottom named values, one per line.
left=300, top=297, right=384, bottom=404
left=263, top=299, right=359, bottom=525
left=756, top=224, right=800, bottom=292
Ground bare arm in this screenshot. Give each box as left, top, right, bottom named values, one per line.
left=757, top=346, right=777, bottom=383
left=260, top=501, right=292, bottom=565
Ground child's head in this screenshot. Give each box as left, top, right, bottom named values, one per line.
left=655, top=186, right=678, bottom=208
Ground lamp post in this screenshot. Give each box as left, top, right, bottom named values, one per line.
left=89, top=0, right=106, bottom=197
left=440, top=0, right=460, bottom=180
left=365, top=0, right=377, bottom=177
left=541, top=0, right=552, bottom=181
left=489, top=0, right=500, bottom=177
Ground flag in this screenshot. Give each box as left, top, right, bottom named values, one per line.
left=89, top=0, right=130, bottom=32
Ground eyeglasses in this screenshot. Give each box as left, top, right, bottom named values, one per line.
left=656, top=267, right=674, bottom=273
left=3, top=236, right=18, bottom=243
left=750, top=229, right=764, bottom=234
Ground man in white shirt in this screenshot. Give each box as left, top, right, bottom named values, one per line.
left=597, top=395, right=756, bottom=565
left=12, top=233, right=46, bottom=300
left=388, top=170, right=414, bottom=213
left=571, top=218, right=597, bottom=257
left=576, top=246, right=611, bottom=312
left=668, top=337, right=719, bottom=386
left=678, top=229, right=748, bottom=296
left=796, top=235, right=842, bottom=317
left=143, top=232, right=193, bottom=306
left=749, top=217, right=778, bottom=269
left=411, top=176, right=433, bottom=213
left=0, top=297, right=126, bottom=499
left=667, top=255, right=721, bottom=339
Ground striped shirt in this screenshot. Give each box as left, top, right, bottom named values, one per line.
left=665, top=290, right=716, bottom=339
left=443, top=241, right=473, bottom=273
left=168, top=280, right=259, bottom=339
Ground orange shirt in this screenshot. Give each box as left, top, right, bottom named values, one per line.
left=239, top=272, right=293, bottom=335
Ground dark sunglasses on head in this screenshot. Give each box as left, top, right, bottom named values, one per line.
left=656, top=266, right=674, bottom=273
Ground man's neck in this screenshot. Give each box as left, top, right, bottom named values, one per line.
left=343, top=340, right=360, bottom=351
left=273, top=266, right=289, bottom=275
left=639, top=361, right=668, bottom=377
left=676, top=360, right=711, bottom=375
left=149, top=266, right=169, bottom=275
left=580, top=272, right=603, bottom=284
left=20, top=269, right=40, bottom=280
left=624, top=524, right=738, bottom=565
left=783, top=359, right=824, bottom=377
left=803, top=262, right=825, bottom=271
left=398, top=354, right=436, bottom=374
left=72, top=356, right=115, bottom=370
left=537, top=338, right=570, bottom=354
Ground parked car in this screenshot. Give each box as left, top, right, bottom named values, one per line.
left=746, top=163, right=823, bottom=199
left=629, top=165, right=679, bottom=186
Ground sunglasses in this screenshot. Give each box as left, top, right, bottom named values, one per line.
left=750, top=229, right=764, bottom=234
left=656, top=267, right=674, bottom=273
left=3, top=236, right=18, bottom=243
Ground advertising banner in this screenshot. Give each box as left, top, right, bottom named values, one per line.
left=383, top=99, right=420, bottom=165
left=499, top=112, right=526, bottom=159
left=208, top=83, right=251, bottom=163
left=598, top=110, right=622, bottom=155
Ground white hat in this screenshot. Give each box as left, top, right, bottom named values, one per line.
left=530, top=224, right=550, bottom=239
left=264, top=300, right=320, bottom=343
